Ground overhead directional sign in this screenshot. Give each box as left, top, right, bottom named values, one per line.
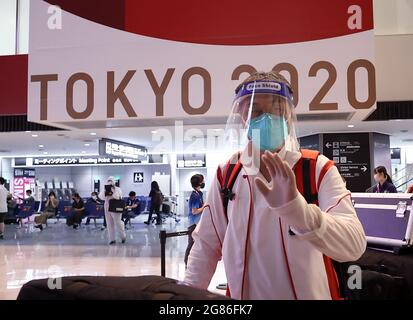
left=323, top=133, right=371, bottom=192
left=99, top=138, right=147, bottom=160
left=14, top=156, right=142, bottom=167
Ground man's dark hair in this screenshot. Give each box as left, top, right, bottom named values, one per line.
left=190, top=174, right=204, bottom=189
left=374, top=166, right=393, bottom=184
left=0, top=177, right=5, bottom=185
left=73, top=193, right=80, bottom=199
left=129, top=191, right=136, bottom=197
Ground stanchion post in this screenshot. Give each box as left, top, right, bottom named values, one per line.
left=160, top=230, right=167, bottom=277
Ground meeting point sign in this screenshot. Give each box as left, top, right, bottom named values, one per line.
left=28, top=0, right=376, bottom=127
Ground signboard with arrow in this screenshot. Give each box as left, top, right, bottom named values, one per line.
left=323, top=133, right=371, bottom=192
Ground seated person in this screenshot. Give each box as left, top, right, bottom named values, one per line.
left=122, top=191, right=139, bottom=227
left=6, top=194, right=18, bottom=224
left=85, top=192, right=105, bottom=227
left=23, top=190, right=35, bottom=207
left=34, top=191, right=59, bottom=231
left=14, top=190, right=35, bottom=207
left=66, top=193, right=85, bottom=230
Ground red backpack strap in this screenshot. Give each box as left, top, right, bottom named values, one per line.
left=323, top=256, right=343, bottom=300
left=219, top=153, right=243, bottom=222
left=317, top=160, right=335, bottom=191
left=294, top=149, right=319, bottom=205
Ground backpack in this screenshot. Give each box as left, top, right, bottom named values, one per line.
left=217, top=149, right=340, bottom=299
left=152, top=190, right=163, bottom=206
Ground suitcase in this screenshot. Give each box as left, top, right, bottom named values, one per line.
left=17, top=275, right=230, bottom=300
left=352, top=193, right=413, bottom=252
left=334, top=260, right=409, bottom=300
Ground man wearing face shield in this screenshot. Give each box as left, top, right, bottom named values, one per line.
left=184, top=71, right=366, bottom=300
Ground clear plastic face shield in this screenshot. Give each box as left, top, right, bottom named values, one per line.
left=224, top=80, right=300, bottom=174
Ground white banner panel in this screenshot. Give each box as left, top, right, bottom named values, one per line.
left=28, top=0, right=376, bottom=127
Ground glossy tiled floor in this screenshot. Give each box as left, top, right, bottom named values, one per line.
left=0, top=215, right=226, bottom=299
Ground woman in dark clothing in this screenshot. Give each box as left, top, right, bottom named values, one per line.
left=372, top=166, right=397, bottom=193
left=144, top=181, right=163, bottom=225
left=67, top=193, right=85, bottom=229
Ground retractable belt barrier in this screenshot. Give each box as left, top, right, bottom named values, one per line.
left=159, top=230, right=189, bottom=277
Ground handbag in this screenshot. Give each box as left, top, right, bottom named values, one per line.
left=108, top=199, right=126, bottom=213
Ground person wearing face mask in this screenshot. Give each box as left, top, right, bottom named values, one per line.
left=34, top=191, right=59, bottom=231
left=184, top=174, right=206, bottom=267
left=85, top=192, right=106, bottom=229
left=122, top=191, right=140, bottom=228
left=372, top=166, right=397, bottom=193
left=184, top=71, right=366, bottom=300
left=99, top=176, right=126, bottom=245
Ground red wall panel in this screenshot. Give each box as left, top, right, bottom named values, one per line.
left=0, top=54, right=28, bottom=116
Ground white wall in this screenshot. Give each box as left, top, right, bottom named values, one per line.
left=0, top=0, right=30, bottom=55
left=174, top=152, right=227, bottom=216
left=34, top=167, right=72, bottom=187
left=375, top=34, right=413, bottom=102
left=0, top=158, right=13, bottom=182
left=404, top=148, right=413, bottom=164
left=374, top=0, right=413, bottom=35
left=0, top=0, right=17, bottom=55
left=17, top=0, right=30, bottom=54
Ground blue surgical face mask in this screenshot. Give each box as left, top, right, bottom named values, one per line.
left=247, top=113, right=288, bottom=151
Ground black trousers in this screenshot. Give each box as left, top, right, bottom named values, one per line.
left=184, top=224, right=197, bottom=267
left=147, top=204, right=161, bottom=224
left=122, top=210, right=132, bottom=226
left=67, top=211, right=83, bottom=226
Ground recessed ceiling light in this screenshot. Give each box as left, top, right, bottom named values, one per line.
left=32, top=134, right=38, bottom=137
left=214, top=129, right=222, bottom=132
left=347, top=125, right=355, bottom=128
left=90, top=132, right=97, bottom=136
left=151, top=130, right=157, bottom=134
left=38, top=144, right=44, bottom=148
left=395, top=119, right=402, bottom=122
left=43, top=151, right=48, bottom=155
left=25, top=130, right=31, bottom=133
left=84, top=143, right=90, bottom=147
left=81, top=151, right=86, bottom=154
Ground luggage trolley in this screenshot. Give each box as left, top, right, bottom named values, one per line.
left=352, top=193, right=413, bottom=254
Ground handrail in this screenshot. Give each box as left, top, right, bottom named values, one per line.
left=393, top=164, right=413, bottom=185
left=396, top=176, right=413, bottom=190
